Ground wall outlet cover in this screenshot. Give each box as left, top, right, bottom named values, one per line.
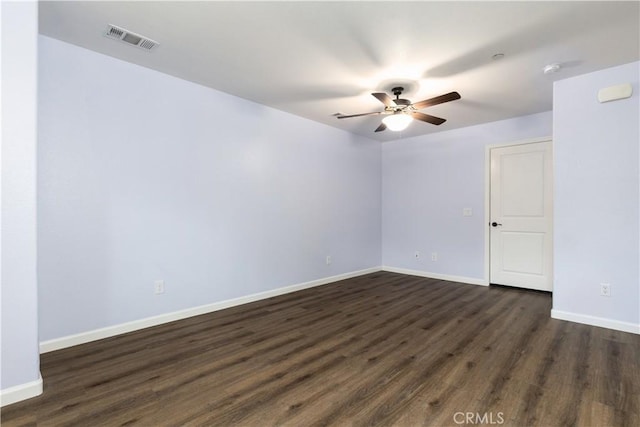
left=154, top=280, right=165, bottom=295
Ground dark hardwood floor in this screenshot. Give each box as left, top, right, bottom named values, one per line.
left=2, top=272, right=639, bottom=426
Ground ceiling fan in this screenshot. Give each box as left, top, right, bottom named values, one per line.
left=336, top=87, right=461, bottom=132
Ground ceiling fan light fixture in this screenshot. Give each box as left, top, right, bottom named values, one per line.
left=382, top=112, right=413, bottom=131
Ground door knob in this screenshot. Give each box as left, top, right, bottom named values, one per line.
left=491, top=222, right=502, bottom=227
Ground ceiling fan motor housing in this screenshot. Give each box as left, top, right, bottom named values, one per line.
left=391, top=86, right=411, bottom=107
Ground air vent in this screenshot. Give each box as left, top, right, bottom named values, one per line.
left=104, top=24, right=159, bottom=51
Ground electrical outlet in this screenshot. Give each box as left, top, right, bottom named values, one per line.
left=154, top=280, right=165, bottom=295
left=431, top=252, right=438, bottom=262
left=463, top=207, right=473, bottom=217
left=600, top=283, right=611, bottom=297
left=415, top=251, right=420, bottom=259
left=326, top=255, right=332, bottom=265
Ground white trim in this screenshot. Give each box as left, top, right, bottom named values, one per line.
left=40, top=267, right=382, bottom=353
left=484, top=136, right=553, bottom=286
left=382, top=266, right=488, bottom=286
left=0, top=373, right=43, bottom=407
left=551, top=309, right=640, bottom=334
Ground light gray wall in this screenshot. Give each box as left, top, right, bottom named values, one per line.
left=553, top=61, right=639, bottom=327
left=1, top=1, right=41, bottom=391
left=38, top=36, right=382, bottom=342
left=381, top=111, right=552, bottom=281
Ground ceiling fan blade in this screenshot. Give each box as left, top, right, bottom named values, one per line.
left=410, top=111, right=446, bottom=125
left=412, top=91, right=461, bottom=110
left=372, top=92, right=396, bottom=107
left=374, top=123, right=387, bottom=132
left=336, top=111, right=383, bottom=119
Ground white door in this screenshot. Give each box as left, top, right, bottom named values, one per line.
left=490, top=141, right=553, bottom=291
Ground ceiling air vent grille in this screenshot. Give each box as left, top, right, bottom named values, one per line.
left=104, top=24, right=159, bottom=51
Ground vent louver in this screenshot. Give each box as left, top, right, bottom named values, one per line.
left=104, top=24, right=159, bottom=51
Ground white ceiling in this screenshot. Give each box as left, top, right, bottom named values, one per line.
left=39, top=1, right=640, bottom=142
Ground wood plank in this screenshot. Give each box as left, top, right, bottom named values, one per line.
left=2, top=272, right=638, bottom=426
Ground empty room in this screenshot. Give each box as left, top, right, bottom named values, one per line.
left=2, top=1, right=639, bottom=426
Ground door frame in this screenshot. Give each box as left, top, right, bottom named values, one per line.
left=483, top=136, right=553, bottom=285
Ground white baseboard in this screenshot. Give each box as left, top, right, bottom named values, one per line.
left=551, top=309, right=640, bottom=334
left=0, top=373, right=43, bottom=407
left=382, top=266, right=488, bottom=287
left=40, top=267, right=382, bottom=353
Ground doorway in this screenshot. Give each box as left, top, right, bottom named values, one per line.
left=488, top=140, right=553, bottom=292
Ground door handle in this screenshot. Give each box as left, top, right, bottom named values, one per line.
left=491, top=222, right=503, bottom=227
